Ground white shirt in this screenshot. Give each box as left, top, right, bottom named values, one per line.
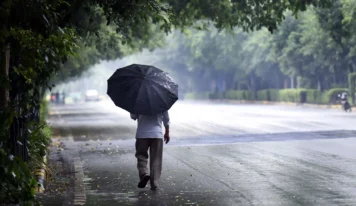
left=130, top=111, right=170, bottom=139
left=341, top=92, right=347, bottom=99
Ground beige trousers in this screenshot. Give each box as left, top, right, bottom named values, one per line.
left=135, top=138, right=163, bottom=186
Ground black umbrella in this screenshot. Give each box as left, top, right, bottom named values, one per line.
left=107, top=64, right=178, bottom=115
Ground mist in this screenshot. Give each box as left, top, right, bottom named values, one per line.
left=53, top=48, right=182, bottom=97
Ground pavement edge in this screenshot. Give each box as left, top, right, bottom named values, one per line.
left=34, top=155, right=48, bottom=193
left=69, top=136, right=87, bottom=206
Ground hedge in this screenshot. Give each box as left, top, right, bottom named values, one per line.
left=225, top=90, right=255, bottom=100
left=349, top=73, right=356, bottom=104
left=304, top=89, right=325, bottom=104
left=209, top=92, right=225, bottom=99
left=323, top=88, right=348, bottom=104
left=184, top=92, right=210, bottom=100
left=185, top=88, right=350, bottom=105
left=278, top=89, right=303, bottom=102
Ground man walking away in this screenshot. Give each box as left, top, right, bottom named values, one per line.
left=130, top=111, right=170, bottom=190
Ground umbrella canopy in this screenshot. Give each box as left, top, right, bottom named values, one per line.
left=107, top=64, right=178, bottom=115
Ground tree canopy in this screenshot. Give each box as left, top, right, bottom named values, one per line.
left=49, top=0, right=333, bottom=82
left=135, top=0, right=356, bottom=95
left=1, top=0, right=336, bottom=204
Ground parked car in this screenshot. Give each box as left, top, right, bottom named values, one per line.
left=85, top=90, right=100, bottom=101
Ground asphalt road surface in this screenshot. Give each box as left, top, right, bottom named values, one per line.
left=44, top=100, right=356, bottom=206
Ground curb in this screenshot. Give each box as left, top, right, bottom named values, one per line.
left=34, top=155, right=48, bottom=193
left=68, top=135, right=87, bottom=205
left=184, top=99, right=354, bottom=110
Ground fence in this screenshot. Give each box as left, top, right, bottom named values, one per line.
left=9, top=105, right=40, bottom=162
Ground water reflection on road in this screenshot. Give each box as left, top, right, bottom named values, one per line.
left=46, top=100, right=356, bottom=206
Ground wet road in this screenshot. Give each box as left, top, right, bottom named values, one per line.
left=47, top=100, right=356, bottom=206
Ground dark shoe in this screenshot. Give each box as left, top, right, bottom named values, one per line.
left=150, top=181, right=158, bottom=191
left=138, top=175, right=150, bottom=188
left=150, top=185, right=158, bottom=191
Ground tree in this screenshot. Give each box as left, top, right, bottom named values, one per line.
left=0, top=0, right=338, bottom=203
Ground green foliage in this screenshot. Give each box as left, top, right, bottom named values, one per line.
left=40, top=100, right=49, bottom=123
left=49, top=0, right=334, bottom=83
left=258, top=89, right=321, bottom=103
left=208, top=92, right=225, bottom=99
left=268, top=90, right=280, bottom=102
left=160, top=1, right=356, bottom=96
left=0, top=101, right=51, bottom=205
left=304, top=89, right=325, bottom=104
left=189, top=88, right=352, bottom=105
left=0, top=110, right=38, bottom=205
left=324, top=88, right=348, bottom=104
left=167, top=0, right=332, bottom=32
left=0, top=0, right=336, bottom=204
left=226, top=90, right=252, bottom=100
left=184, top=92, right=210, bottom=100
left=348, top=73, right=356, bottom=104
left=10, top=27, right=78, bottom=95
left=27, top=122, right=51, bottom=168
left=30, top=99, right=51, bottom=163
left=0, top=148, right=38, bottom=205
left=257, top=90, right=280, bottom=102
left=277, top=89, right=303, bottom=103
left=257, top=90, right=269, bottom=101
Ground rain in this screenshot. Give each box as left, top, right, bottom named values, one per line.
left=44, top=48, right=356, bottom=205
left=3, top=1, right=356, bottom=206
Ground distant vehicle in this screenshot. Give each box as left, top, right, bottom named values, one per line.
left=50, top=93, right=56, bottom=103
left=338, top=92, right=352, bottom=112
left=50, top=92, right=65, bottom=104
left=85, top=90, right=100, bottom=101
left=69, top=92, right=82, bottom=103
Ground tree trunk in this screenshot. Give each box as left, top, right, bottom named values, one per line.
left=290, top=75, right=295, bottom=89
left=317, top=77, right=322, bottom=92
left=275, top=72, right=281, bottom=89
left=0, top=43, right=10, bottom=109
left=297, top=76, right=302, bottom=88
left=349, top=62, right=354, bottom=73
left=284, top=78, right=289, bottom=89
left=248, top=73, right=257, bottom=100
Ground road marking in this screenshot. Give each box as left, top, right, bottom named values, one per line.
left=73, top=156, right=86, bottom=205
left=52, top=106, right=86, bottom=205
left=68, top=134, right=86, bottom=205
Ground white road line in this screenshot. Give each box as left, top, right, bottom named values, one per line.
left=52, top=106, right=87, bottom=205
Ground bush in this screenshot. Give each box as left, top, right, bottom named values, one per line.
left=0, top=147, right=37, bottom=204
left=0, top=99, right=51, bottom=205
left=349, top=73, right=356, bottom=104
left=256, top=89, right=280, bottom=101
left=186, top=88, right=350, bottom=105
left=257, top=90, right=268, bottom=101
left=184, top=92, right=210, bottom=100
left=226, top=90, right=252, bottom=100
left=304, top=89, right=324, bottom=104
left=209, top=92, right=225, bottom=99
left=323, top=88, right=348, bottom=104
left=278, top=89, right=304, bottom=102
left=268, top=89, right=280, bottom=101
left=0, top=110, right=38, bottom=205
left=40, top=99, right=49, bottom=123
